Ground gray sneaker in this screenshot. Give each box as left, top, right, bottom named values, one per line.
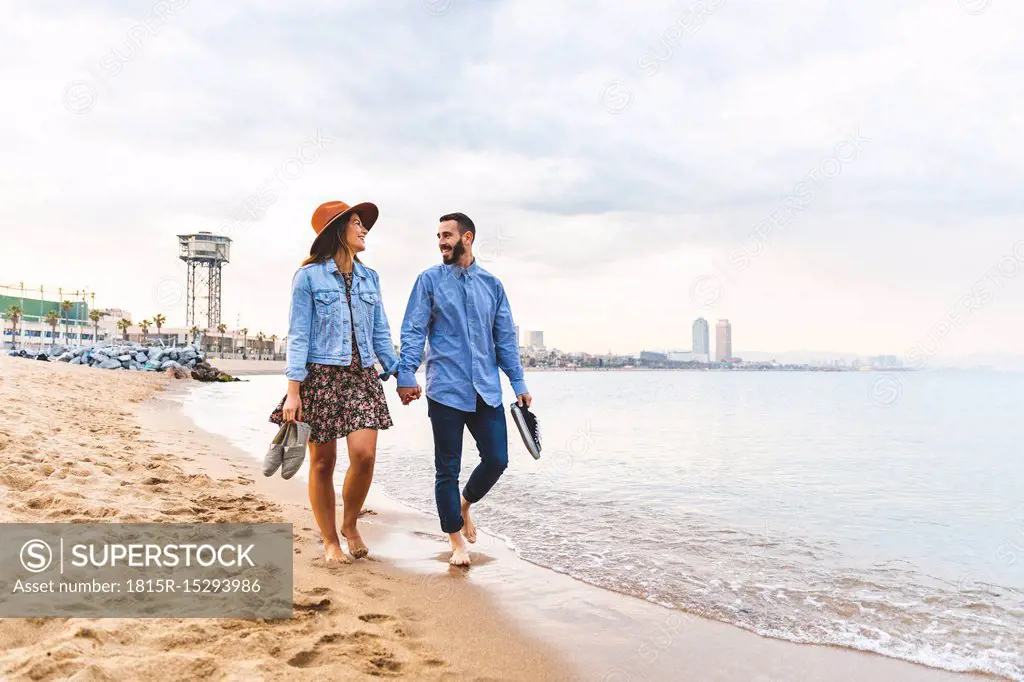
left=263, top=422, right=289, bottom=477
left=281, top=421, right=311, bottom=480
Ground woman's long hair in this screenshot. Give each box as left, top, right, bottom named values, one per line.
left=301, top=216, right=362, bottom=267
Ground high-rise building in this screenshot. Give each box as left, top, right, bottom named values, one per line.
left=715, top=319, right=732, bottom=362
left=692, top=318, right=710, bottom=360
left=528, top=330, right=545, bottom=349
left=514, top=324, right=520, bottom=347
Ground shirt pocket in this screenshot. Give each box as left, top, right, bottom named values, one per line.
left=359, top=290, right=380, bottom=308
left=313, top=290, right=341, bottom=317
left=311, top=289, right=342, bottom=351
left=430, top=296, right=459, bottom=338
left=358, top=290, right=379, bottom=343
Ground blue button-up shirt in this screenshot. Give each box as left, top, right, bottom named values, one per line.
left=397, top=260, right=528, bottom=412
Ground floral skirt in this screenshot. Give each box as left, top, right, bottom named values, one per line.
left=269, top=362, right=393, bottom=444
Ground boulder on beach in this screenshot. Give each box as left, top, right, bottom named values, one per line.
left=165, top=365, right=190, bottom=380
left=190, top=361, right=240, bottom=383
left=7, top=342, right=239, bottom=380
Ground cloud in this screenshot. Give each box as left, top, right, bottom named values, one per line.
left=1, top=0, right=1022, bottom=356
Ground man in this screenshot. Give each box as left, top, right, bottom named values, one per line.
left=397, top=212, right=531, bottom=566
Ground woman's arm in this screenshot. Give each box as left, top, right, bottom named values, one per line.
left=370, top=271, right=400, bottom=378
left=285, top=268, right=313, bottom=383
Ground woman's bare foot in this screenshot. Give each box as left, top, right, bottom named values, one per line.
left=449, top=532, right=471, bottom=566
left=341, top=526, right=369, bottom=559
left=460, top=497, right=477, bottom=544
left=324, top=542, right=350, bottom=564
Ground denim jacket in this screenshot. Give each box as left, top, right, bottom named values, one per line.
left=285, top=259, right=400, bottom=383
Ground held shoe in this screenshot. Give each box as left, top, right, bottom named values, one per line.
left=263, top=422, right=288, bottom=476
left=281, top=420, right=311, bottom=480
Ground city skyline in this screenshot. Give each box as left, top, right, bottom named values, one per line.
left=1, top=283, right=1010, bottom=366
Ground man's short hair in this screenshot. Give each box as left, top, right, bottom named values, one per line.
left=439, top=212, right=476, bottom=237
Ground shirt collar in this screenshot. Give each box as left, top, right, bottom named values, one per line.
left=325, top=259, right=367, bottom=280
left=447, top=258, right=479, bottom=280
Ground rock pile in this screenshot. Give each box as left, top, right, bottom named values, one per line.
left=5, top=343, right=240, bottom=382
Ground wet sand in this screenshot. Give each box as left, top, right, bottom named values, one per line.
left=0, top=356, right=1004, bottom=681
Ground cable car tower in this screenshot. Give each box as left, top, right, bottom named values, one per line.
left=177, top=232, right=231, bottom=330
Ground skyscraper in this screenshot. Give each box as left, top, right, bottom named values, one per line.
left=528, top=330, right=545, bottom=349
left=692, top=318, right=710, bottom=361
left=715, top=319, right=732, bottom=362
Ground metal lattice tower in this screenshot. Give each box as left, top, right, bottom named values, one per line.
left=177, top=232, right=231, bottom=330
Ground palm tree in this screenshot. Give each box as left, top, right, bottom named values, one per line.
left=240, top=327, right=248, bottom=358
left=89, top=309, right=104, bottom=344
left=269, top=334, right=278, bottom=360
left=256, top=332, right=265, bottom=360
left=117, top=318, right=131, bottom=341
left=61, top=300, right=73, bottom=345
left=139, top=319, right=151, bottom=342
left=45, top=310, right=60, bottom=351
left=4, top=305, right=22, bottom=350
left=153, top=313, right=166, bottom=339
left=214, top=323, right=227, bottom=354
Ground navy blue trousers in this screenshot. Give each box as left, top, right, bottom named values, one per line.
left=427, top=394, right=509, bottom=533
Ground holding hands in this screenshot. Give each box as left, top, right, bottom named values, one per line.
left=397, top=385, right=422, bottom=405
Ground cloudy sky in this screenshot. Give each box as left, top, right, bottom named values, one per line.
left=1, top=0, right=1022, bottom=359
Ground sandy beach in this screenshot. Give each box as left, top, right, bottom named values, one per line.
left=0, top=356, right=572, bottom=681
left=0, top=356, right=1005, bottom=681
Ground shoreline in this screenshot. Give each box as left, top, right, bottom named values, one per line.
left=208, top=358, right=908, bottom=377
left=182, top=370, right=1004, bottom=682
left=0, top=356, right=1007, bottom=681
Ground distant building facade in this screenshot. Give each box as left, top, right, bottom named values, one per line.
left=528, top=330, right=545, bottom=349
left=692, top=318, right=710, bottom=360
left=715, top=319, right=733, bottom=362
left=1, top=291, right=94, bottom=349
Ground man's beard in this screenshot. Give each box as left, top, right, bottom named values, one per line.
left=442, top=240, right=465, bottom=264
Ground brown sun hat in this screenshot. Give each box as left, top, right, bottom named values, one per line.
left=310, top=200, right=379, bottom=250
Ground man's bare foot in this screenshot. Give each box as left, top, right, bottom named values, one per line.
left=449, top=532, right=471, bottom=566
left=324, top=542, right=351, bottom=564
left=341, top=526, right=369, bottom=559
left=460, top=497, right=477, bottom=544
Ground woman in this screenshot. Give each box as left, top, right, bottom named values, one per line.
left=269, top=200, right=400, bottom=563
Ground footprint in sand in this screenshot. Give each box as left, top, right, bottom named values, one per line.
left=358, top=613, right=393, bottom=623
left=287, top=649, right=320, bottom=668
left=294, top=598, right=332, bottom=612
left=303, top=587, right=331, bottom=596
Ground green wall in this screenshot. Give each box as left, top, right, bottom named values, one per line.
left=0, top=295, right=88, bottom=322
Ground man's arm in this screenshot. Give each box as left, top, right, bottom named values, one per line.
left=493, top=283, right=528, bottom=398
left=397, top=272, right=432, bottom=389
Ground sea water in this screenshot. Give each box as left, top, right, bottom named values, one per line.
left=183, top=369, right=1024, bottom=680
